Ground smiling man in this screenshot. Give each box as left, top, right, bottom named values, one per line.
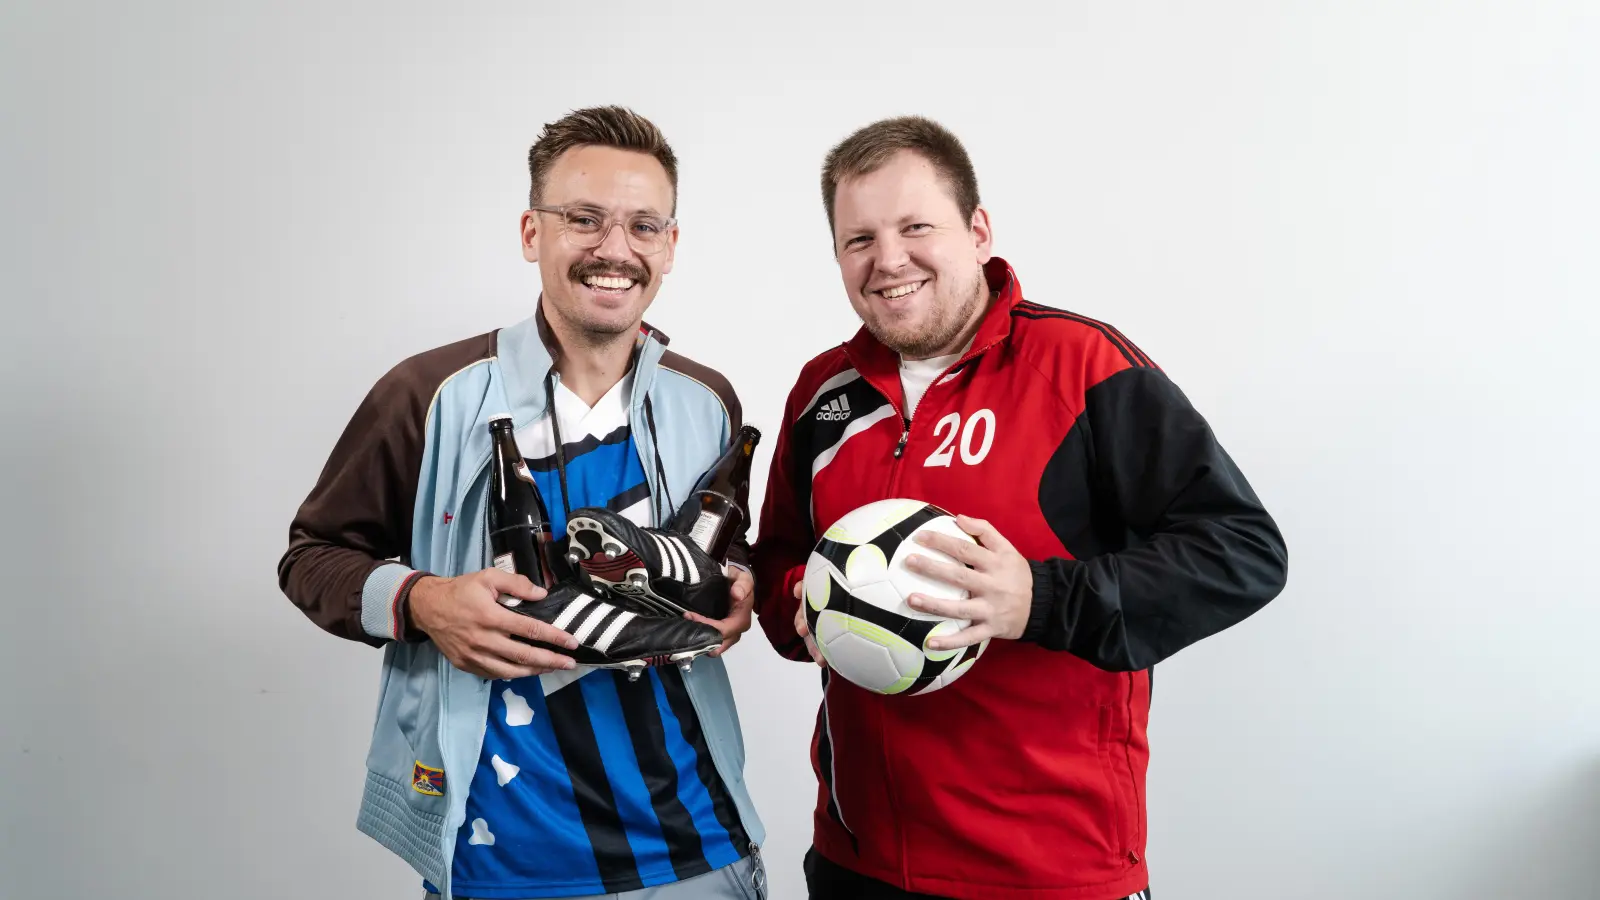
left=279, top=106, right=767, bottom=900
left=750, top=116, right=1289, bottom=899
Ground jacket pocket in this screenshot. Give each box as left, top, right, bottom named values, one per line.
left=367, top=642, right=447, bottom=813
left=1095, top=701, right=1138, bottom=862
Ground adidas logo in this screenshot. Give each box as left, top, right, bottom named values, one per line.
left=815, top=396, right=853, bottom=422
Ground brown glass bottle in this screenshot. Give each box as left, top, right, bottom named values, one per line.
left=669, top=425, right=761, bottom=564
left=487, top=414, right=556, bottom=588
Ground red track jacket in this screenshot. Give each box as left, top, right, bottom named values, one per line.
left=751, top=257, right=1288, bottom=899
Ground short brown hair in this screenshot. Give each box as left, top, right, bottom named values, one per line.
left=527, top=105, right=679, bottom=214
left=821, top=115, right=980, bottom=235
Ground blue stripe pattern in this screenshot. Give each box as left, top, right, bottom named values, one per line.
left=652, top=673, right=742, bottom=869
left=577, top=674, right=677, bottom=879
left=437, top=415, right=735, bottom=897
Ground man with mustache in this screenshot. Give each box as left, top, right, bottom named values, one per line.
left=751, top=116, right=1288, bottom=899
left=279, top=106, right=767, bottom=900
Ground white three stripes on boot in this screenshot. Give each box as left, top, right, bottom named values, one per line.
left=550, top=594, right=631, bottom=650
left=666, top=536, right=700, bottom=584
left=649, top=533, right=678, bottom=580
left=572, top=602, right=618, bottom=645
left=552, top=595, right=594, bottom=631
left=592, top=610, right=637, bottom=653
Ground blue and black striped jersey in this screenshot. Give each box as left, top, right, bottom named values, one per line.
left=432, top=374, right=747, bottom=898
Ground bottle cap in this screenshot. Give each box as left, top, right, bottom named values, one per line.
left=488, top=413, right=513, bottom=423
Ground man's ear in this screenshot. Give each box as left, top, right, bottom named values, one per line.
left=521, top=209, right=540, bottom=264
left=659, top=222, right=679, bottom=276
left=970, top=205, right=994, bottom=264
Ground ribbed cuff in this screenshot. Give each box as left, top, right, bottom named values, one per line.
left=394, top=571, right=431, bottom=642
left=1022, top=560, right=1058, bottom=643
left=361, top=563, right=430, bottom=642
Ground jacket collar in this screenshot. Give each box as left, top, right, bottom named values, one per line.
left=497, top=297, right=671, bottom=423
left=843, top=256, right=1024, bottom=410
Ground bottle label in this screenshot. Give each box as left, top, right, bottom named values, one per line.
left=688, top=510, right=722, bottom=550
left=493, top=553, right=517, bottom=575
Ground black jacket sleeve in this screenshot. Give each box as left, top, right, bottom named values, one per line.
left=1024, top=366, right=1288, bottom=671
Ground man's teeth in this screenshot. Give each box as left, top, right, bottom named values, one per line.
left=881, top=282, right=922, bottom=299
left=584, top=276, right=635, bottom=290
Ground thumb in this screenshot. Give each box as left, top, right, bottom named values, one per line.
left=480, top=568, right=543, bottom=602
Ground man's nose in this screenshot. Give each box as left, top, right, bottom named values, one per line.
left=591, top=219, right=635, bottom=262
left=871, top=234, right=910, bottom=275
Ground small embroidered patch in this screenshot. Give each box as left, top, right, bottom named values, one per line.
left=412, top=761, right=444, bottom=796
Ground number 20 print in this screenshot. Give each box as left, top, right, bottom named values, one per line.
left=923, top=409, right=996, bottom=467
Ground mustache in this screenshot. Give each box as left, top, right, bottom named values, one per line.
left=570, top=259, right=650, bottom=285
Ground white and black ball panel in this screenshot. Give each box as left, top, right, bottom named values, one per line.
left=808, top=567, right=942, bottom=647
left=804, top=498, right=989, bottom=695
left=818, top=499, right=950, bottom=568
left=803, top=550, right=839, bottom=613
left=815, top=608, right=926, bottom=691
left=910, top=643, right=981, bottom=695
left=920, top=619, right=964, bottom=662
left=844, top=542, right=890, bottom=587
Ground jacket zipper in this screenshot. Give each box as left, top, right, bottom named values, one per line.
left=874, top=335, right=1005, bottom=871
left=429, top=444, right=494, bottom=899
left=882, top=336, right=1003, bottom=492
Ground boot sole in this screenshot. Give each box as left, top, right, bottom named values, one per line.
left=514, top=634, right=720, bottom=682
left=565, top=514, right=693, bottom=618
left=609, top=644, right=720, bottom=682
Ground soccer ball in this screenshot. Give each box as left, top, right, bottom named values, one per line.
left=803, top=499, right=990, bottom=696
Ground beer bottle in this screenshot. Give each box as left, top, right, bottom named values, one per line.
left=487, top=414, right=556, bottom=589
left=670, top=425, right=761, bottom=564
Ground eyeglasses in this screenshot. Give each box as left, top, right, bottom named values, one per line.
left=529, top=204, right=676, bottom=254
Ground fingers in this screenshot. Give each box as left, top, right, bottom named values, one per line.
left=683, top=602, right=749, bottom=661
left=482, top=634, right=577, bottom=675
left=792, top=579, right=804, bottom=601
left=926, top=621, right=994, bottom=651
left=479, top=568, right=546, bottom=603
left=794, top=604, right=825, bottom=666
left=727, top=567, right=755, bottom=603
left=498, top=608, right=580, bottom=651
left=904, top=553, right=981, bottom=591
left=956, top=514, right=1015, bottom=554
left=907, top=592, right=986, bottom=622
left=728, top=579, right=756, bottom=612
left=683, top=593, right=749, bottom=658
left=913, top=530, right=987, bottom=567
left=457, top=657, right=514, bottom=681
left=805, top=634, right=825, bottom=666
left=685, top=602, right=752, bottom=631
left=470, top=655, right=541, bottom=681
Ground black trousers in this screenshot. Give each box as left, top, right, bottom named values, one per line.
left=803, top=847, right=1151, bottom=900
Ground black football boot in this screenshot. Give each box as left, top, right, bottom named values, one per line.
left=561, top=507, right=731, bottom=620
left=501, top=578, right=722, bottom=679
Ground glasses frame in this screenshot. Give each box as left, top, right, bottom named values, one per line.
left=528, top=204, right=677, bottom=254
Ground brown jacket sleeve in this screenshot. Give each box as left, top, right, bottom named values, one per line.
left=277, top=333, right=494, bottom=646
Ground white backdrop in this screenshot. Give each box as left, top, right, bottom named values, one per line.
left=3, top=2, right=1598, bottom=898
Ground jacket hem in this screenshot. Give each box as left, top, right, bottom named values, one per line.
left=811, top=834, right=1148, bottom=900
left=357, top=768, right=448, bottom=889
